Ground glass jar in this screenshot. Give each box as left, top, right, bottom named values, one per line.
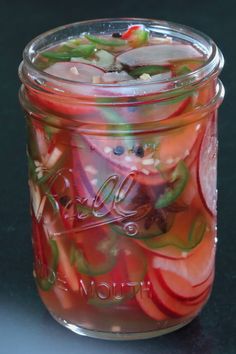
left=18, top=18, right=224, bottom=340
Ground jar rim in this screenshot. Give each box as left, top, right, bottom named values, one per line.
left=21, top=18, right=224, bottom=98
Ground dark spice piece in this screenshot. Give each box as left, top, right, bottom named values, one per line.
left=113, top=145, right=125, bottom=156
left=144, top=208, right=168, bottom=233
left=59, top=195, right=72, bottom=209
left=133, top=145, right=145, bottom=158
left=112, top=32, right=122, bottom=38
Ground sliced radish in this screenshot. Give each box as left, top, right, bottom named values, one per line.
left=27, top=88, right=98, bottom=117
left=156, top=268, right=214, bottom=301
left=148, top=267, right=207, bottom=318
left=136, top=290, right=168, bottom=321
left=197, top=116, right=218, bottom=215
left=116, top=44, right=203, bottom=67
left=151, top=226, right=216, bottom=286
left=45, top=62, right=104, bottom=83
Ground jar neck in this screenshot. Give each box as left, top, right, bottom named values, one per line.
left=19, top=18, right=224, bottom=105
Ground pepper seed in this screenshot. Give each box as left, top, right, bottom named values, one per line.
left=113, top=145, right=125, bottom=156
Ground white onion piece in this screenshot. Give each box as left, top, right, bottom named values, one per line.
left=95, top=50, right=115, bottom=69
left=114, top=71, right=172, bottom=95
left=116, top=44, right=203, bottom=67
left=101, top=71, right=132, bottom=83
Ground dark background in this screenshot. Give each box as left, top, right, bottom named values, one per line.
left=1, top=0, right=235, bottom=353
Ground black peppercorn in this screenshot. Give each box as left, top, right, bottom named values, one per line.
left=133, top=145, right=145, bottom=158
left=113, top=145, right=125, bottom=156
left=112, top=32, right=122, bottom=38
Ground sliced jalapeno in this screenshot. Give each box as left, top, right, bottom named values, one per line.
left=71, top=233, right=118, bottom=276
left=85, top=34, right=127, bottom=47
left=155, top=160, right=189, bottom=209
left=143, top=214, right=207, bottom=251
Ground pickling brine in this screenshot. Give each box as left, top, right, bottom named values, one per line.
left=19, top=18, right=224, bottom=339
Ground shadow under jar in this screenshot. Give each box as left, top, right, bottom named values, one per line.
left=18, top=18, right=224, bottom=340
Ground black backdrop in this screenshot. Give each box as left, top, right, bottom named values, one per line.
left=1, top=0, right=236, bottom=353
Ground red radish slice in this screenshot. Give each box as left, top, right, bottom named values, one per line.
left=116, top=44, right=203, bottom=67
left=151, top=227, right=216, bottom=286
left=27, top=89, right=98, bottom=117
left=136, top=290, right=168, bottom=321
left=148, top=267, right=207, bottom=318
left=45, top=62, right=105, bottom=83
left=156, top=268, right=214, bottom=301
left=198, top=116, right=218, bottom=215
left=43, top=62, right=105, bottom=97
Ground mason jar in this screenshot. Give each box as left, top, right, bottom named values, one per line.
left=18, top=18, right=224, bottom=340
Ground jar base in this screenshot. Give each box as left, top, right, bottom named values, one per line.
left=49, top=311, right=195, bottom=340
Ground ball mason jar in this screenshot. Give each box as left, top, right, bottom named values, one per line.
left=18, top=18, right=224, bottom=340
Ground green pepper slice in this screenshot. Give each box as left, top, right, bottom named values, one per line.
left=41, top=44, right=96, bottom=60
left=143, top=214, right=207, bottom=251
left=156, top=160, right=189, bottom=209
left=85, top=34, right=127, bottom=47
left=36, top=240, right=59, bottom=291
left=70, top=233, right=117, bottom=276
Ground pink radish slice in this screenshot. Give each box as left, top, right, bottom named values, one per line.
left=148, top=267, right=205, bottom=318
left=151, top=228, right=216, bottom=286
left=44, top=62, right=105, bottom=96
left=198, top=116, right=218, bottom=215
left=45, top=62, right=105, bottom=83
left=116, top=44, right=203, bottom=67
left=116, top=95, right=190, bottom=125
left=136, top=291, right=168, bottom=321
left=156, top=268, right=214, bottom=301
